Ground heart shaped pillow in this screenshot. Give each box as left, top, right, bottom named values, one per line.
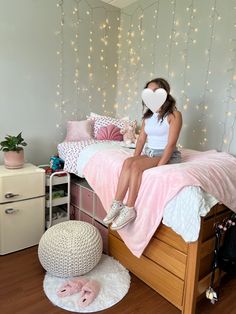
left=141, top=88, right=167, bottom=113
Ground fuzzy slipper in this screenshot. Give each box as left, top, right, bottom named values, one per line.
left=78, top=280, right=100, bottom=307
left=57, top=277, right=89, bottom=297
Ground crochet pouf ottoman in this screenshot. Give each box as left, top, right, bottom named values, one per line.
left=38, top=221, right=103, bottom=277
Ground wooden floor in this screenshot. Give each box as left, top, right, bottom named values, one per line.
left=0, top=246, right=236, bottom=314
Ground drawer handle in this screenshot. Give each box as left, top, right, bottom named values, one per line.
left=5, top=193, right=19, bottom=199
left=5, top=208, right=19, bottom=214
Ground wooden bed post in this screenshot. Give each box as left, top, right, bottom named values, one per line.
left=182, top=224, right=203, bottom=314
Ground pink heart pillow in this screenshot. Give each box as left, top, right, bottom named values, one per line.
left=96, top=124, right=123, bottom=141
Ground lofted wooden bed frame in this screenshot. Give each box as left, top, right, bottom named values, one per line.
left=108, top=203, right=231, bottom=314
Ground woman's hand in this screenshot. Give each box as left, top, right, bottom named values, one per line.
left=133, top=120, right=147, bottom=156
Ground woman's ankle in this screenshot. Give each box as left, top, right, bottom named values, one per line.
left=113, top=199, right=123, bottom=204
left=124, top=204, right=134, bottom=209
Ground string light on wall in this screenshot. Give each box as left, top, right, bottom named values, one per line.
left=55, top=0, right=65, bottom=131
left=116, top=12, right=131, bottom=113
left=220, top=35, right=236, bottom=152
left=198, top=0, right=219, bottom=147
left=71, top=0, right=81, bottom=119
left=115, top=0, right=236, bottom=154
left=167, top=0, right=177, bottom=79
left=71, top=1, right=119, bottom=118
left=152, top=1, right=160, bottom=75
left=180, top=0, right=196, bottom=113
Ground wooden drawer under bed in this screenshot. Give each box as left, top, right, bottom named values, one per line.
left=109, top=203, right=231, bottom=314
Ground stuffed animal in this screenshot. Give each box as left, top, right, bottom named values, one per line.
left=120, top=120, right=137, bottom=145
left=50, top=155, right=64, bottom=171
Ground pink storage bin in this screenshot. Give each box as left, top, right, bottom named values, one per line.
left=74, top=208, right=93, bottom=224
left=80, top=211, right=93, bottom=224
left=81, top=187, right=94, bottom=215
left=70, top=182, right=80, bottom=206
left=70, top=204, right=75, bottom=220
left=94, top=221, right=108, bottom=254
left=95, top=196, right=107, bottom=220
left=74, top=207, right=80, bottom=220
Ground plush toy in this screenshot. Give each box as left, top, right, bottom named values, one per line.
left=120, top=120, right=137, bottom=145
left=50, top=155, right=64, bottom=171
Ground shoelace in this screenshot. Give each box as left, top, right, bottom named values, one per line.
left=111, top=203, right=121, bottom=211
left=117, top=208, right=131, bottom=220
left=106, top=203, right=122, bottom=218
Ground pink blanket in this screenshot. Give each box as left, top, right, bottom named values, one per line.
left=84, top=148, right=236, bottom=257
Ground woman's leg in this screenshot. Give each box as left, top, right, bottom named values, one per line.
left=126, top=156, right=161, bottom=207
left=111, top=156, right=161, bottom=230
left=115, top=155, right=147, bottom=202
left=103, top=155, right=147, bottom=224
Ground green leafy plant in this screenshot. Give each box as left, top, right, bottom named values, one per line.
left=0, top=132, right=27, bottom=152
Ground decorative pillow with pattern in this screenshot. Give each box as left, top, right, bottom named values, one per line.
left=88, top=115, right=131, bottom=137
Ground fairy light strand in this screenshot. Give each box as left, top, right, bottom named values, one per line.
left=152, top=0, right=160, bottom=75
left=167, top=0, right=177, bottom=79
left=55, top=0, right=65, bottom=132
left=220, top=38, right=236, bottom=151
left=198, top=0, right=218, bottom=147
left=72, top=0, right=81, bottom=119
left=181, top=0, right=195, bottom=112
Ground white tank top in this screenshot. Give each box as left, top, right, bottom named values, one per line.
left=144, top=112, right=169, bottom=149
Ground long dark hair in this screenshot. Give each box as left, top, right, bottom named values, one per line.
left=142, top=78, right=176, bottom=122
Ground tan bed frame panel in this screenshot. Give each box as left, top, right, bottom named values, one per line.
left=109, top=203, right=231, bottom=314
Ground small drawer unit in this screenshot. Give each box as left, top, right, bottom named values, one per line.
left=71, top=178, right=108, bottom=253
left=0, top=164, right=45, bottom=255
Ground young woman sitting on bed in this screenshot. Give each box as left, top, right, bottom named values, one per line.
left=103, top=77, right=182, bottom=230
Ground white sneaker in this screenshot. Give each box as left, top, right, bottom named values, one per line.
left=103, top=201, right=124, bottom=224
left=111, top=206, right=136, bottom=230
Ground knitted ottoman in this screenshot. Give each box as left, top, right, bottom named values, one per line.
left=38, top=221, right=103, bottom=277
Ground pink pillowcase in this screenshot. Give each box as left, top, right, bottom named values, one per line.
left=96, top=124, right=123, bottom=141
left=64, top=120, right=93, bottom=142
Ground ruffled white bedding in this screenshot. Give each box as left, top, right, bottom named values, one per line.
left=163, top=186, right=218, bottom=241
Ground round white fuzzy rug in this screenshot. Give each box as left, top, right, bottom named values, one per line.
left=43, top=254, right=130, bottom=312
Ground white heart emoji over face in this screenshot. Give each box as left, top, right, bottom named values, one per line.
left=141, top=88, right=168, bottom=113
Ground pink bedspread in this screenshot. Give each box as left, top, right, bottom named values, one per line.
left=84, top=149, right=236, bottom=257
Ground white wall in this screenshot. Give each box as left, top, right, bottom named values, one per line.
left=116, top=0, right=236, bottom=155
left=0, top=0, right=120, bottom=165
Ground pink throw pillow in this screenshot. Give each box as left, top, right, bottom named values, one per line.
left=64, top=120, right=93, bottom=142
left=96, top=124, right=123, bottom=141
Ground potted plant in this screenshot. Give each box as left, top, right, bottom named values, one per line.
left=0, top=132, right=27, bottom=169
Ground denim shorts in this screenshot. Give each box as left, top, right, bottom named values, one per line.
left=144, top=147, right=181, bottom=164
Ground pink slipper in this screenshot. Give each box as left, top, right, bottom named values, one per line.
left=78, top=280, right=100, bottom=307
left=57, top=277, right=89, bottom=297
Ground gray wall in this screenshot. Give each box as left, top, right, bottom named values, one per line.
left=1, top=0, right=235, bottom=165
left=0, top=0, right=120, bottom=165
left=116, top=0, right=236, bottom=155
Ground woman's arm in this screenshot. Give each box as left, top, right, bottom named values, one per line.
left=133, top=120, right=147, bottom=157
left=158, top=111, right=182, bottom=166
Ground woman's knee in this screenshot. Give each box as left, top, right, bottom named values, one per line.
left=130, top=160, right=143, bottom=174
left=123, top=157, right=136, bottom=169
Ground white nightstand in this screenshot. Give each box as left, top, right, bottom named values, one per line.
left=0, top=163, right=45, bottom=255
